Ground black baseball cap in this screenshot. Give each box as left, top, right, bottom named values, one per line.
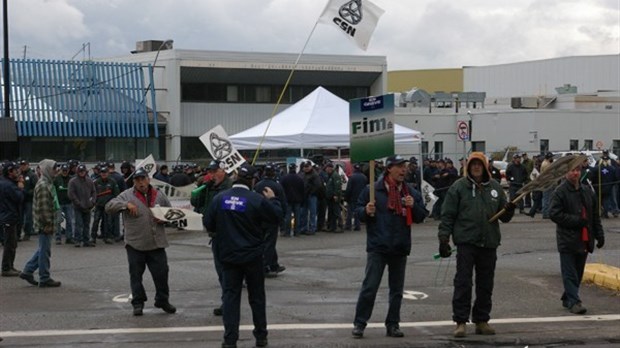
left=385, top=155, right=407, bottom=167
left=237, top=164, right=255, bottom=180
left=133, top=167, right=149, bottom=178
left=207, top=160, right=224, bottom=171
left=77, top=164, right=87, bottom=172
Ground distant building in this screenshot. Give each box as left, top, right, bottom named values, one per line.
left=391, top=54, right=620, bottom=160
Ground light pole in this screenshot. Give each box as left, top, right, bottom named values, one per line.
left=144, top=40, right=172, bottom=139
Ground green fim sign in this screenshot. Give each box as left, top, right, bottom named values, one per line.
left=350, top=94, right=395, bottom=162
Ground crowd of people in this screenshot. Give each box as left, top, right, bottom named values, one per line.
left=0, top=149, right=610, bottom=347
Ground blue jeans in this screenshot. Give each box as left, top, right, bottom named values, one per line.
left=559, top=252, right=587, bottom=309
left=284, top=202, right=301, bottom=236
left=353, top=252, right=407, bottom=328
left=73, top=208, right=91, bottom=244
left=299, top=196, right=317, bottom=234
left=56, top=204, right=74, bottom=242
left=23, top=233, right=53, bottom=282
left=542, top=189, right=553, bottom=218
left=221, top=257, right=267, bottom=345
left=22, top=201, right=34, bottom=236
left=345, top=201, right=360, bottom=230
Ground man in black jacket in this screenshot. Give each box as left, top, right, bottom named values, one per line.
left=1, top=162, right=25, bottom=277
left=505, top=154, right=528, bottom=214
left=280, top=163, right=304, bottom=236
left=549, top=155, right=604, bottom=315
left=344, top=164, right=367, bottom=231
left=203, top=164, right=282, bottom=348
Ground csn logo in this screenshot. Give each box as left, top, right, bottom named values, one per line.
left=333, top=0, right=363, bottom=38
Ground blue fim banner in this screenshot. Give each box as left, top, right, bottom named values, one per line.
left=349, top=94, right=395, bottom=162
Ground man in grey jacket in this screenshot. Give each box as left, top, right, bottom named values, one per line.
left=105, top=167, right=176, bottom=316
left=68, top=164, right=96, bottom=247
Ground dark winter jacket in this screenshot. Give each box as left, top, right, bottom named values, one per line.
left=280, top=172, right=305, bottom=204
left=505, top=162, right=528, bottom=188
left=53, top=174, right=73, bottom=205
left=356, top=180, right=426, bottom=256
left=0, top=176, right=24, bottom=224
left=549, top=179, right=604, bottom=254
left=438, top=152, right=513, bottom=249
left=203, top=185, right=282, bottom=264
left=344, top=171, right=368, bottom=203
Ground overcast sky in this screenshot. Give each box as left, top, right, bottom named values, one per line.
left=2, top=0, right=619, bottom=70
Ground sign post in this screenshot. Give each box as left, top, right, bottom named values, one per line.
left=457, top=120, right=470, bottom=161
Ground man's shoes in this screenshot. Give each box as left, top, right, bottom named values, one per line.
left=103, top=239, right=113, bottom=244
left=386, top=326, right=404, bottom=337
left=65, top=239, right=74, bottom=244
left=353, top=227, right=361, bottom=231
left=55, top=240, right=62, bottom=245
left=453, top=323, right=467, bottom=337
left=255, top=338, right=268, bottom=347
left=154, top=302, right=177, bottom=314
left=351, top=325, right=364, bottom=338
left=74, top=243, right=81, bottom=248
left=1, top=269, right=20, bottom=277
left=133, top=303, right=144, bottom=316
left=19, top=272, right=38, bottom=286
left=38, top=278, right=61, bottom=288
left=276, top=265, right=286, bottom=273
left=83, top=242, right=96, bottom=247
left=221, top=343, right=237, bottom=348
left=213, top=306, right=223, bottom=316
left=569, top=302, right=587, bottom=314
left=475, top=322, right=496, bottom=335
left=265, top=271, right=278, bottom=278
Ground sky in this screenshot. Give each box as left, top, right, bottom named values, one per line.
left=1, top=0, right=619, bottom=70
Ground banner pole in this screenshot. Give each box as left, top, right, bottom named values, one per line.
left=251, top=20, right=320, bottom=165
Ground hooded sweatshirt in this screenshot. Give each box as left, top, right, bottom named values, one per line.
left=33, top=159, right=59, bottom=234
left=438, top=152, right=513, bottom=248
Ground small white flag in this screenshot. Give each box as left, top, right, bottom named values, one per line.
left=318, top=0, right=384, bottom=51
left=134, top=154, right=157, bottom=177
left=199, top=125, right=246, bottom=174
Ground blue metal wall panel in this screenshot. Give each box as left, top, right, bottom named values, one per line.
left=0, top=58, right=155, bottom=138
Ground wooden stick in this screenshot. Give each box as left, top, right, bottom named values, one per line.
left=369, top=160, right=375, bottom=217
left=488, top=191, right=529, bottom=223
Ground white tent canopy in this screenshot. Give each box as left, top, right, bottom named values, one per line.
left=230, top=86, right=422, bottom=151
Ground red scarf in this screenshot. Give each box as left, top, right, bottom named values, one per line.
left=384, top=176, right=413, bottom=226
left=581, top=206, right=589, bottom=249
left=134, top=186, right=158, bottom=208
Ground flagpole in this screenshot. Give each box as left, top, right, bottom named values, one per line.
left=251, top=20, right=320, bottom=165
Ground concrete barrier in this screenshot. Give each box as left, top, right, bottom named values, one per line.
left=583, top=263, right=620, bottom=292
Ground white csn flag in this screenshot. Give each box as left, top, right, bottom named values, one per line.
left=134, top=154, right=157, bottom=177
left=318, top=0, right=384, bottom=51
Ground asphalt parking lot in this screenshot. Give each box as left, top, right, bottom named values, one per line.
left=1, top=213, right=619, bottom=347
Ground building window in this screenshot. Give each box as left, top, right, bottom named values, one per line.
left=612, top=140, right=620, bottom=156
left=540, top=139, right=549, bottom=154
left=255, top=86, right=272, bottom=103
left=434, top=141, right=443, bottom=160
left=421, top=141, right=429, bottom=158
left=569, top=139, right=578, bottom=151
left=227, top=85, right=238, bottom=102
left=472, top=141, right=486, bottom=153
left=584, top=139, right=593, bottom=150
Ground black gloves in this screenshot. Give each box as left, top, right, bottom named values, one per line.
left=504, top=202, right=516, bottom=212
left=439, top=241, right=452, bottom=258
left=596, top=237, right=605, bottom=249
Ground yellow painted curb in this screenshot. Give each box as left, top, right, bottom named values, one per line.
left=583, top=263, right=620, bottom=292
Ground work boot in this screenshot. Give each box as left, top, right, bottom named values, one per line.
left=154, top=302, right=177, bottom=314
left=1, top=269, right=20, bottom=277
left=475, top=322, right=496, bottom=335
left=19, top=272, right=38, bottom=286
left=38, top=278, right=62, bottom=288
left=453, top=323, right=467, bottom=337
left=213, top=306, right=223, bottom=316
left=133, top=303, right=144, bottom=316
left=386, top=326, right=404, bottom=337
left=569, top=302, right=587, bottom=314
left=255, top=338, right=268, bottom=347
left=351, top=324, right=364, bottom=338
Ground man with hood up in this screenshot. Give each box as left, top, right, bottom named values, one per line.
left=437, top=152, right=515, bottom=337
left=19, top=159, right=62, bottom=287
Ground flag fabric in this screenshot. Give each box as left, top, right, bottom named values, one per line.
left=134, top=154, right=157, bottom=177
left=199, top=125, right=246, bottom=174
left=318, top=0, right=384, bottom=51
left=150, top=206, right=203, bottom=231
left=150, top=178, right=196, bottom=200
left=421, top=180, right=438, bottom=212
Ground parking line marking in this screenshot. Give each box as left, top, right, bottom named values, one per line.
left=1, top=314, right=618, bottom=338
